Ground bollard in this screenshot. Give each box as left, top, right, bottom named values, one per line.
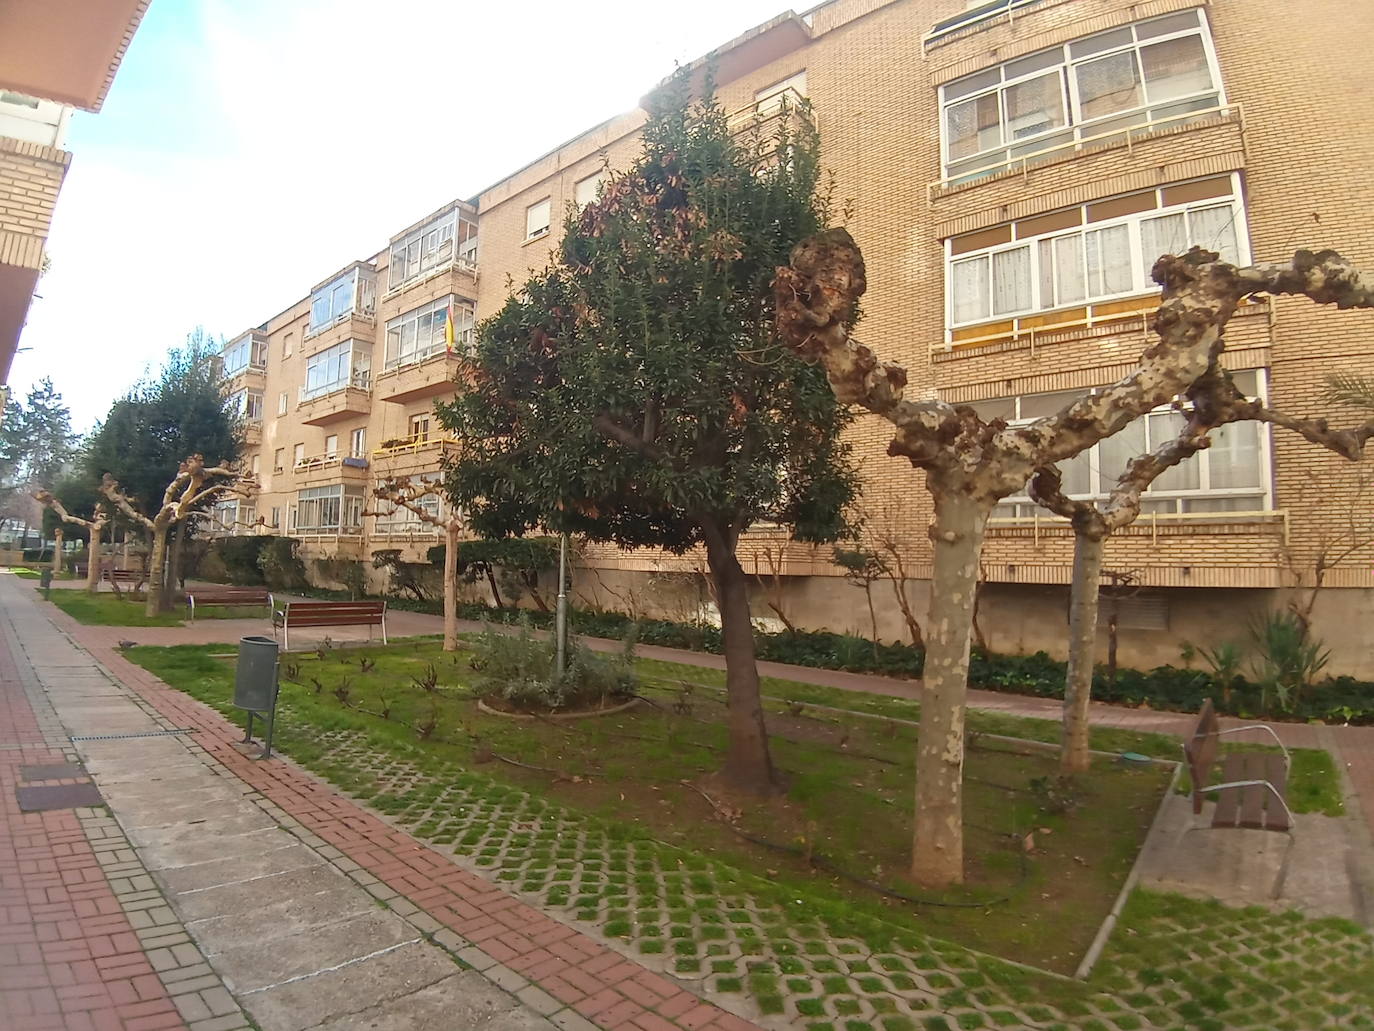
left=233, top=635, right=280, bottom=759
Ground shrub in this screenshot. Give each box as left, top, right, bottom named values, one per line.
left=212, top=537, right=269, bottom=584
left=372, top=549, right=439, bottom=601
left=432, top=536, right=559, bottom=610
left=314, top=556, right=368, bottom=599
left=198, top=547, right=230, bottom=583
left=467, top=620, right=638, bottom=712
left=22, top=548, right=52, bottom=563
left=258, top=536, right=308, bottom=590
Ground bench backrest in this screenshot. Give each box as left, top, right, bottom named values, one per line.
left=189, top=588, right=270, bottom=601
left=282, top=601, right=386, bottom=627
left=1184, top=698, right=1220, bottom=814
left=104, top=569, right=142, bottom=581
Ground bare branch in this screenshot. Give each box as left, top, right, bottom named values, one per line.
left=33, top=490, right=108, bottom=532
left=592, top=414, right=671, bottom=463
left=99, top=474, right=156, bottom=531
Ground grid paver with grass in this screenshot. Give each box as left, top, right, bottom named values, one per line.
left=127, top=638, right=1373, bottom=1030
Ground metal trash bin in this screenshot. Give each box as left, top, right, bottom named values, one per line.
left=234, top=636, right=280, bottom=758
left=39, top=568, right=53, bottom=594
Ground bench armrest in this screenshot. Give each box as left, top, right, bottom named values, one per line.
left=1216, top=724, right=1290, bottom=766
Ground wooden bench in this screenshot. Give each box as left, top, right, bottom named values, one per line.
left=272, top=600, right=388, bottom=650
left=102, top=568, right=147, bottom=592
left=186, top=587, right=273, bottom=621
left=1184, top=699, right=1294, bottom=833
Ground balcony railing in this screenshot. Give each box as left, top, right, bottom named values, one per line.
left=300, top=369, right=371, bottom=403
left=930, top=102, right=1244, bottom=198
left=384, top=252, right=479, bottom=300
left=382, top=336, right=474, bottom=373
left=987, top=508, right=1288, bottom=545
left=372, top=432, right=459, bottom=458
left=294, top=453, right=369, bottom=473
left=726, top=87, right=813, bottom=132
left=924, top=0, right=1045, bottom=47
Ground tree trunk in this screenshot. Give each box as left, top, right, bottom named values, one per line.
left=889, top=574, right=924, bottom=650
left=443, top=522, right=460, bottom=652
left=702, top=523, right=780, bottom=796
left=865, top=584, right=879, bottom=659
left=164, top=522, right=186, bottom=610
left=1062, top=529, right=1105, bottom=774
left=913, top=490, right=989, bottom=888
left=484, top=566, right=504, bottom=609
left=144, top=524, right=168, bottom=617
left=86, top=523, right=103, bottom=594
left=52, top=528, right=63, bottom=575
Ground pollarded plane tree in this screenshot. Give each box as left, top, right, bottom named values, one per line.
left=1031, top=362, right=1374, bottom=773
left=32, top=490, right=110, bottom=593
left=439, top=81, right=859, bottom=797
left=775, top=232, right=1374, bottom=887
left=100, top=455, right=255, bottom=616
left=367, top=475, right=464, bottom=651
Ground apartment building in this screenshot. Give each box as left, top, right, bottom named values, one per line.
left=0, top=1, right=150, bottom=384
left=215, top=0, right=1374, bottom=675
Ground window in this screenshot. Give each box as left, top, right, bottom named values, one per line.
left=409, top=414, right=431, bottom=443
left=575, top=171, right=605, bottom=208
left=221, top=335, right=266, bottom=377
left=388, top=207, right=479, bottom=290
left=755, top=70, right=807, bottom=114
left=526, top=198, right=551, bottom=240
left=278, top=391, right=288, bottom=416
left=308, top=267, right=376, bottom=332
left=324, top=434, right=339, bottom=460
left=294, top=485, right=364, bottom=534
left=302, top=339, right=371, bottom=400
left=274, top=448, right=286, bottom=473
left=373, top=491, right=442, bottom=535
left=350, top=428, right=367, bottom=458
left=269, top=506, right=281, bottom=528
left=384, top=296, right=474, bottom=370
left=939, top=9, right=1222, bottom=179
left=976, top=370, right=1270, bottom=517
left=283, top=332, right=294, bottom=358
left=946, top=177, right=1245, bottom=329
left=294, top=443, right=305, bottom=467
left=229, top=389, right=264, bottom=422
left=251, top=455, right=261, bottom=476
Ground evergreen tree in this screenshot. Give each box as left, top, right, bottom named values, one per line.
left=438, top=79, right=857, bottom=795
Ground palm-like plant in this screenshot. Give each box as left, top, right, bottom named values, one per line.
left=1323, top=372, right=1374, bottom=411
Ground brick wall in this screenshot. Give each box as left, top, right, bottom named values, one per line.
left=0, top=136, right=68, bottom=270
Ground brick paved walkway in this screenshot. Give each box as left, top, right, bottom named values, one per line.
left=0, top=611, right=190, bottom=1030
left=6, top=577, right=763, bottom=1031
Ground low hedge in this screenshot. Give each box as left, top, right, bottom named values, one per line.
left=283, top=585, right=1374, bottom=724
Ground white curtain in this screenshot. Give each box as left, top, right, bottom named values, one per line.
left=1208, top=422, right=1261, bottom=488
left=1188, top=205, right=1240, bottom=264
left=951, top=257, right=990, bottom=324
left=1149, top=412, right=1201, bottom=492
left=992, top=246, right=1031, bottom=315
left=1086, top=224, right=1133, bottom=295
left=1096, top=418, right=1147, bottom=493
left=1140, top=212, right=1187, bottom=271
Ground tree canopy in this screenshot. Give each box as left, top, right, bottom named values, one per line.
left=437, top=80, right=857, bottom=552
left=1, top=378, right=78, bottom=533
left=83, top=327, right=241, bottom=517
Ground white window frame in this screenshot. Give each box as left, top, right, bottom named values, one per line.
left=302, top=339, right=371, bottom=400
left=388, top=207, right=479, bottom=291
left=221, top=335, right=264, bottom=377
left=349, top=427, right=367, bottom=458
left=294, top=484, right=364, bottom=535
left=982, top=370, right=1273, bottom=518
left=278, top=391, right=288, bottom=416
left=755, top=70, right=808, bottom=114
left=372, top=489, right=443, bottom=535
left=308, top=267, right=377, bottom=333
left=384, top=295, right=474, bottom=371
left=526, top=198, right=552, bottom=240
left=938, top=9, right=1225, bottom=179
left=944, top=174, right=1249, bottom=333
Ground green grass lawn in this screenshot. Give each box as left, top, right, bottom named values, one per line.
left=10, top=566, right=42, bottom=579
left=127, top=637, right=1370, bottom=1029
left=45, top=591, right=272, bottom=627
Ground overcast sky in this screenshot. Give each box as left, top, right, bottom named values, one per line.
left=10, top=0, right=794, bottom=430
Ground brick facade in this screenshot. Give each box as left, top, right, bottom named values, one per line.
left=221, top=0, right=1374, bottom=674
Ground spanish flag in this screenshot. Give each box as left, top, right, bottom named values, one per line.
left=444, top=303, right=457, bottom=353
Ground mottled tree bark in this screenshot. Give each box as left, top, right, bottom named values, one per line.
left=31, top=491, right=110, bottom=595
left=777, top=233, right=1374, bottom=886
left=87, top=521, right=102, bottom=593
left=368, top=476, right=464, bottom=651
left=703, top=521, right=779, bottom=796
left=914, top=490, right=988, bottom=885
left=51, top=528, right=63, bottom=576
left=100, top=456, right=251, bottom=617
